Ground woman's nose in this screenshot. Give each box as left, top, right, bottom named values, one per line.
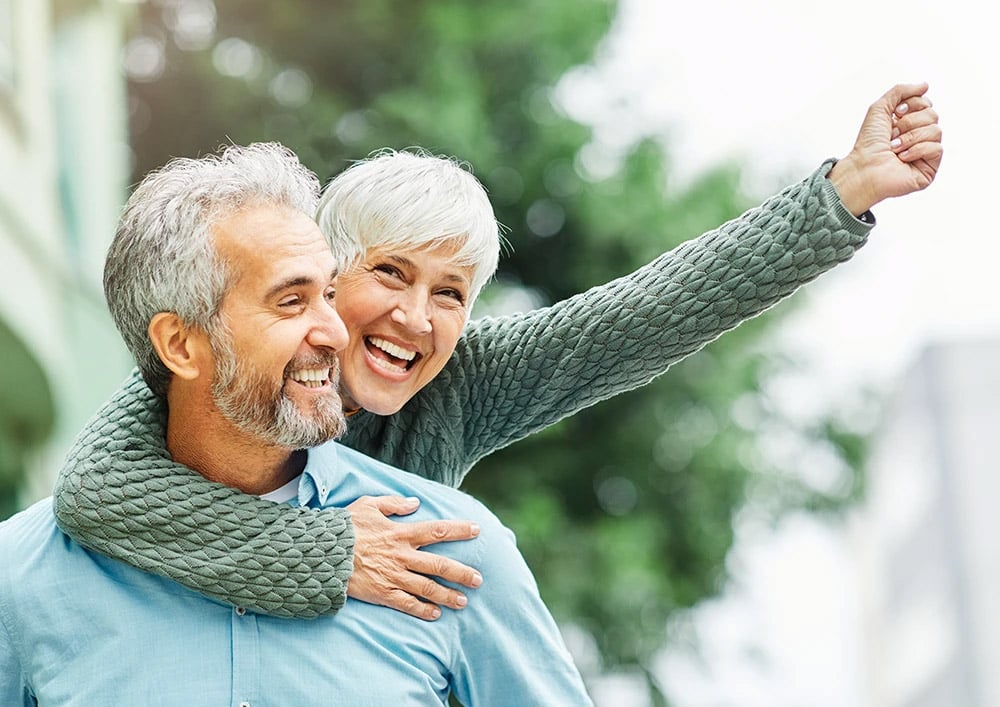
left=390, top=292, right=432, bottom=335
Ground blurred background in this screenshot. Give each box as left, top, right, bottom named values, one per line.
left=1, top=0, right=996, bottom=705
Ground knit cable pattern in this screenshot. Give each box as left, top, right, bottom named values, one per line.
left=53, top=373, right=355, bottom=619
left=54, top=160, right=870, bottom=619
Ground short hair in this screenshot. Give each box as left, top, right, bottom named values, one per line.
left=104, top=142, right=321, bottom=397
left=316, top=149, right=502, bottom=305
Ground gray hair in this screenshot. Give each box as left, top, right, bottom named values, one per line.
left=104, top=142, right=321, bottom=397
left=316, top=148, right=502, bottom=305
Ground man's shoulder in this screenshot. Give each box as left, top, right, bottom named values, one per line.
left=0, top=498, right=58, bottom=545
left=0, top=498, right=63, bottom=585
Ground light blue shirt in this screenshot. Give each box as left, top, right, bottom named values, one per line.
left=0, top=441, right=592, bottom=706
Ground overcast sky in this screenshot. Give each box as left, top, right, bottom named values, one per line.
left=566, top=0, right=997, bottom=704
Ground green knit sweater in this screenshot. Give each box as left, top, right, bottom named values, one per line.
left=53, top=160, right=872, bottom=618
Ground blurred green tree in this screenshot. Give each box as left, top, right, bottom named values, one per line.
left=123, top=1, right=867, bottom=701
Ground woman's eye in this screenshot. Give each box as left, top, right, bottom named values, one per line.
left=373, top=264, right=402, bottom=278
left=439, top=289, right=466, bottom=304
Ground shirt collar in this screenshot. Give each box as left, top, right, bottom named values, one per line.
left=294, top=441, right=345, bottom=508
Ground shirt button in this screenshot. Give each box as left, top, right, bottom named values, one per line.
left=239, top=702, right=251, bottom=707
left=320, top=485, right=327, bottom=495
left=235, top=606, right=247, bottom=616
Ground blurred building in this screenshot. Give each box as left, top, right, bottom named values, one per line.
left=860, top=338, right=1000, bottom=707
left=0, top=0, right=132, bottom=514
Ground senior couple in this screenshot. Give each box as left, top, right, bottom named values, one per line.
left=0, top=82, right=941, bottom=705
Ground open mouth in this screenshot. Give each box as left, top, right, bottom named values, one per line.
left=287, top=367, right=332, bottom=389
left=365, top=336, right=420, bottom=373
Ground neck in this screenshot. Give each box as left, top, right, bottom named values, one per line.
left=165, top=385, right=305, bottom=495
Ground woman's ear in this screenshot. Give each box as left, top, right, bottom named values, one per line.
left=148, top=312, right=211, bottom=381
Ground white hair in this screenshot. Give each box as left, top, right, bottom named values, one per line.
left=104, top=142, right=321, bottom=396
left=316, top=148, right=502, bottom=305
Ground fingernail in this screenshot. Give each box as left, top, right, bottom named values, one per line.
left=471, top=572, right=483, bottom=587
left=890, top=138, right=902, bottom=148
left=896, top=102, right=909, bottom=114
left=455, top=595, right=467, bottom=608
left=406, top=497, right=420, bottom=506
left=430, top=608, right=441, bottom=620
left=470, top=523, right=480, bottom=536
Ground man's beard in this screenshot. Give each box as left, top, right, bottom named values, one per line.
left=209, top=329, right=347, bottom=449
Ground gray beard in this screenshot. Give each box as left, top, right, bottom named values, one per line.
left=210, top=330, right=347, bottom=449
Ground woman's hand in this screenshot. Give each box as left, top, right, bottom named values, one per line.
left=828, top=81, right=943, bottom=216
left=346, top=495, right=483, bottom=620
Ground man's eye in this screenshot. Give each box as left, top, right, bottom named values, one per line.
left=324, top=288, right=337, bottom=302
left=278, top=296, right=302, bottom=307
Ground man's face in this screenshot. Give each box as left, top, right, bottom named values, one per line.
left=209, top=203, right=349, bottom=448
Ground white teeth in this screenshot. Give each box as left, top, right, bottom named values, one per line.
left=289, top=368, right=329, bottom=383
left=368, top=336, right=416, bottom=362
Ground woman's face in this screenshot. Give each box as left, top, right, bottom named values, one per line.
left=334, top=242, right=474, bottom=416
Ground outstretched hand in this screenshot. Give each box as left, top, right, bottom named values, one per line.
left=346, top=495, right=483, bottom=620
left=828, top=82, right=943, bottom=215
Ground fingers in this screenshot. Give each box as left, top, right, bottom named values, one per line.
left=402, top=518, right=481, bottom=548
left=346, top=498, right=484, bottom=620
left=359, top=494, right=421, bottom=518
left=892, top=124, right=943, bottom=158
left=891, top=98, right=942, bottom=170
left=393, top=556, right=478, bottom=610
left=893, top=108, right=941, bottom=138
left=380, top=590, right=446, bottom=622
left=880, top=81, right=929, bottom=112
left=408, top=550, right=484, bottom=590
left=358, top=553, right=482, bottom=620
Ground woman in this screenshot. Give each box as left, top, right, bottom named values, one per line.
left=54, top=82, right=942, bottom=618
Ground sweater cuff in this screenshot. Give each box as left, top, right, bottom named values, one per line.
left=820, top=158, right=877, bottom=237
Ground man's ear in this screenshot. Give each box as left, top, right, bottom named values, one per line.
left=148, top=312, right=211, bottom=381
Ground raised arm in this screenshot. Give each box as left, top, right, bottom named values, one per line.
left=446, top=83, right=941, bottom=470
left=53, top=369, right=479, bottom=620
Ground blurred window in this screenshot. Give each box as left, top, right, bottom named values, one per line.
left=0, top=0, right=10, bottom=87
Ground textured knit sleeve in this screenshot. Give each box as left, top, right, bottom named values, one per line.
left=52, top=369, right=355, bottom=619
left=450, top=160, right=872, bottom=467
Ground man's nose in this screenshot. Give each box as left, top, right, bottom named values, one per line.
left=308, top=300, right=350, bottom=352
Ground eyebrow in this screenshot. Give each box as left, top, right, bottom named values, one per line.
left=386, top=254, right=471, bottom=285
left=264, top=268, right=339, bottom=300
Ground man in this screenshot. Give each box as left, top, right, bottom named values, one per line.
left=0, top=143, right=592, bottom=705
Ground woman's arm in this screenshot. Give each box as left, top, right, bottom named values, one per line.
left=53, top=370, right=354, bottom=617
left=450, top=160, right=870, bottom=468
left=447, top=82, right=940, bottom=471
left=53, top=369, right=479, bottom=620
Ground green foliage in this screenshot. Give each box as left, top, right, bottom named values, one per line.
left=125, top=0, right=865, bottom=697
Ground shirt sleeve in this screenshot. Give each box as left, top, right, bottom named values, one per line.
left=452, top=160, right=873, bottom=467
left=52, top=368, right=356, bottom=618
left=449, top=514, right=593, bottom=706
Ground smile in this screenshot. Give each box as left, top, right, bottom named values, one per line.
left=287, top=367, right=332, bottom=388
left=366, top=336, right=420, bottom=372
